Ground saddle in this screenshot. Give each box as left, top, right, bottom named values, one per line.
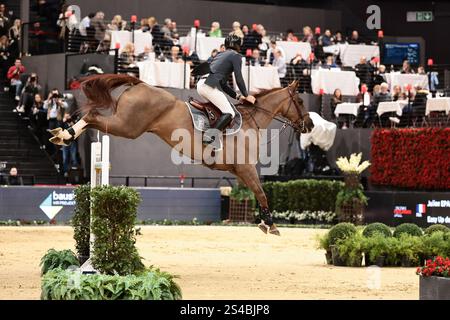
left=188, top=97, right=238, bottom=129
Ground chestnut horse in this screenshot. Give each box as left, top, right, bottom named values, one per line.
left=49, top=74, right=313, bottom=235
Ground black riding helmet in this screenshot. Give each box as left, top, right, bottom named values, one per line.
left=224, top=33, right=243, bottom=52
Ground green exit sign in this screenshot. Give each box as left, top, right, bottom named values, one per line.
left=407, top=11, right=434, bottom=22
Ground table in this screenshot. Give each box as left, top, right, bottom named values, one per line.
left=311, top=69, right=360, bottom=95
left=339, top=44, right=379, bottom=67
left=233, top=65, right=281, bottom=93
left=334, top=102, right=361, bottom=117
left=110, top=30, right=153, bottom=55
left=385, top=73, right=429, bottom=91
left=137, top=61, right=190, bottom=89
left=275, top=41, right=311, bottom=62
left=425, top=97, right=450, bottom=116
left=377, top=101, right=408, bottom=116
left=179, top=36, right=225, bottom=61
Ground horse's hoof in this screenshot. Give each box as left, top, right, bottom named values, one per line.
left=49, top=127, right=62, bottom=137
left=268, top=224, right=281, bottom=236
left=258, top=222, right=268, bottom=234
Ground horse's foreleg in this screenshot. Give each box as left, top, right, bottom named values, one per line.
left=49, top=116, right=90, bottom=146
left=233, top=164, right=280, bottom=236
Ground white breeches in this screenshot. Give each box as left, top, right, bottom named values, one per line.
left=196, top=78, right=236, bottom=118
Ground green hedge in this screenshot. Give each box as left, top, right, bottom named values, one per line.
left=41, top=268, right=182, bottom=300
left=72, top=184, right=91, bottom=259
left=263, top=180, right=344, bottom=212
left=91, top=185, right=145, bottom=275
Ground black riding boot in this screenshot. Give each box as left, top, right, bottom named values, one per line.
left=203, top=113, right=233, bottom=144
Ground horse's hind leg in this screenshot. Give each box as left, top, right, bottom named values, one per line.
left=233, top=164, right=280, bottom=236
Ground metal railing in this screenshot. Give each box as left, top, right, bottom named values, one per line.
left=110, top=175, right=236, bottom=188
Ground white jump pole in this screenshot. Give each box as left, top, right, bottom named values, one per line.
left=81, top=134, right=110, bottom=273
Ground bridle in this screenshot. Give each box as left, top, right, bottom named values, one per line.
left=243, top=86, right=311, bottom=134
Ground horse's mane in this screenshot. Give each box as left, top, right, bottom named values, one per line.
left=253, top=87, right=284, bottom=98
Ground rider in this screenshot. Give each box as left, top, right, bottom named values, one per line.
left=196, top=33, right=256, bottom=145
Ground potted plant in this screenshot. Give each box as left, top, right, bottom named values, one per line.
left=335, top=232, right=364, bottom=267
left=316, top=232, right=332, bottom=265
left=417, top=256, right=450, bottom=300
left=362, top=223, right=393, bottom=266
left=327, top=223, right=357, bottom=266
left=335, top=153, right=370, bottom=225
left=420, top=231, right=448, bottom=264
left=396, top=234, right=422, bottom=267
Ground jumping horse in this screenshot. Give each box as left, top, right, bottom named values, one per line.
left=49, top=74, right=314, bottom=236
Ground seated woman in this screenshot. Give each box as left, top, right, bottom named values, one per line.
left=329, top=88, right=342, bottom=121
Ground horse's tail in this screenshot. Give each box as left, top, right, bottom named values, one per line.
left=80, top=74, right=142, bottom=114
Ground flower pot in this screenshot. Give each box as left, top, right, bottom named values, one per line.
left=419, top=276, right=450, bottom=300
left=365, top=254, right=385, bottom=267
left=400, top=255, right=416, bottom=267
left=348, top=255, right=363, bottom=267
left=325, top=250, right=333, bottom=265
left=330, top=245, right=346, bottom=266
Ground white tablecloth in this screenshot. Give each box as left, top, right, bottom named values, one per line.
left=334, top=102, right=361, bottom=117
left=385, top=73, right=429, bottom=91
left=179, top=36, right=225, bottom=61
left=339, top=44, right=379, bottom=67
left=426, top=97, right=450, bottom=116
left=110, top=30, right=153, bottom=55
left=377, top=101, right=408, bottom=116
left=137, top=61, right=190, bottom=89
left=233, top=65, right=281, bottom=93
left=275, top=41, right=311, bottom=62
left=311, top=69, right=360, bottom=95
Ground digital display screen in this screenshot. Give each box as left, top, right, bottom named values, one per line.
left=383, top=43, right=420, bottom=65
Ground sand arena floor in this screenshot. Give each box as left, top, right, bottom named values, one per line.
left=0, top=225, right=418, bottom=299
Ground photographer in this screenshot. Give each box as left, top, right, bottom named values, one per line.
left=30, top=94, right=47, bottom=147
left=61, top=113, right=79, bottom=177
left=15, top=73, right=42, bottom=113
left=43, top=89, right=68, bottom=130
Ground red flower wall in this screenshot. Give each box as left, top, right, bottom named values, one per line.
left=370, top=128, right=450, bottom=189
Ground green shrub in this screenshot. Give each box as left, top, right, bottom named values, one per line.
left=316, top=232, right=331, bottom=251
left=41, top=267, right=182, bottom=300
left=72, top=184, right=91, bottom=259
left=90, top=185, right=145, bottom=275
left=335, top=232, right=364, bottom=266
left=362, top=234, right=400, bottom=265
left=262, top=180, right=344, bottom=213
left=424, top=224, right=450, bottom=235
left=421, top=231, right=448, bottom=258
left=396, top=234, right=423, bottom=266
left=362, top=223, right=392, bottom=238
left=328, top=222, right=357, bottom=245
left=40, top=249, right=79, bottom=275
left=393, top=223, right=423, bottom=238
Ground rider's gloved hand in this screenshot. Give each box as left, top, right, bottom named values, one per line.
left=240, top=95, right=256, bottom=104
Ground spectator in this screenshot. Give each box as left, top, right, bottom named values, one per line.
left=411, top=85, right=428, bottom=125
left=320, top=29, right=333, bottom=46
left=373, top=64, right=386, bottom=86
left=286, top=29, right=298, bottom=42
left=44, top=89, right=67, bottom=130
left=334, top=31, right=346, bottom=44
left=96, top=32, right=111, bottom=52
left=16, top=73, right=42, bottom=114
left=392, top=85, right=402, bottom=101
left=330, top=88, right=342, bottom=120
left=207, top=49, right=218, bottom=63
left=108, top=15, right=127, bottom=31
left=30, top=93, right=47, bottom=147
left=209, top=21, right=222, bottom=38
left=241, top=24, right=259, bottom=54
left=5, top=167, right=23, bottom=186
left=347, top=30, right=362, bottom=44
left=0, top=3, right=10, bottom=37
left=167, top=45, right=183, bottom=63
left=90, top=11, right=107, bottom=48
left=120, top=42, right=136, bottom=67
left=256, top=24, right=270, bottom=54
left=265, top=40, right=285, bottom=65
left=230, top=21, right=244, bottom=38
left=219, top=44, right=225, bottom=52
left=8, top=19, right=20, bottom=59
left=291, top=51, right=311, bottom=92
left=7, top=58, right=25, bottom=101
left=161, top=18, right=175, bottom=45
left=401, top=59, right=414, bottom=74
left=417, top=65, right=426, bottom=75
left=323, top=54, right=338, bottom=68
left=61, top=113, right=79, bottom=177
left=79, top=12, right=95, bottom=37
left=250, top=48, right=264, bottom=66
left=271, top=49, right=287, bottom=85
left=0, top=35, right=9, bottom=78
left=170, top=20, right=179, bottom=40
left=57, top=5, right=78, bottom=42
left=356, top=84, right=374, bottom=128
left=301, top=26, right=316, bottom=47
left=148, top=17, right=165, bottom=52
left=139, top=18, right=149, bottom=31
left=137, top=45, right=154, bottom=61
left=373, top=82, right=393, bottom=126
left=354, top=56, right=373, bottom=89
